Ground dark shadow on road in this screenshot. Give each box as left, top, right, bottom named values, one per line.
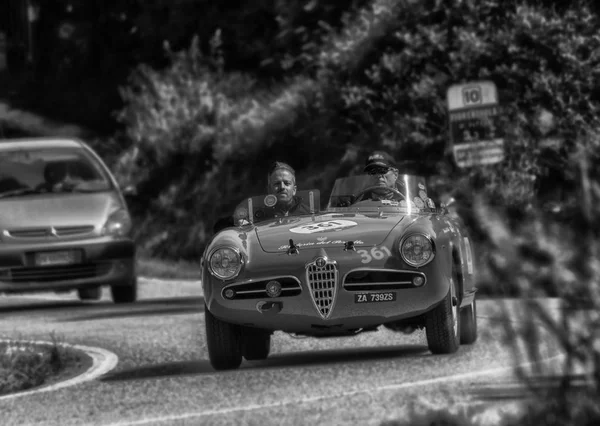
left=0, top=296, right=204, bottom=321
left=100, top=345, right=429, bottom=383
left=469, top=374, right=593, bottom=402
left=59, top=297, right=205, bottom=321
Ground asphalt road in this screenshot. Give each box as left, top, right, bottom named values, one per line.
left=0, top=280, right=568, bottom=426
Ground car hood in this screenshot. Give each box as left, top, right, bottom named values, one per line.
left=254, top=212, right=406, bottom=253
left=0, top=192, right=123, bottom=230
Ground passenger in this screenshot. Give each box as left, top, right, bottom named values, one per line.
left=262, top=161, right=311, bottom=219
left=213, top=161, right=310, bottom=233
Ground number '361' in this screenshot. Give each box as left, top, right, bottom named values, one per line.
left=357, top=246, right=392, bottom=264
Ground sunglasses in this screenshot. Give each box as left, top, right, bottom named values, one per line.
left=367, top=167, right=393, bottom=176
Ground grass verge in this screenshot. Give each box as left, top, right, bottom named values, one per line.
left=0, top=337, right=91, bottom=397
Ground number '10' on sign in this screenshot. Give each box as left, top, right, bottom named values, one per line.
left=462, top=86, right=482, bottom=106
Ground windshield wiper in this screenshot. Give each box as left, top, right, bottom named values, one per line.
left=0, top=188, right=44, bottom=199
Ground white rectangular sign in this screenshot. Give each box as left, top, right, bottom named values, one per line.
left=447, top=81, right=498, bottom=111
left=446, top=81, right=504, bottom=168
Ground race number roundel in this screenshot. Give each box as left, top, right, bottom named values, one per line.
left=264, top=194, right=277, bottom=207
left=289, top=220, right=358, bottom=234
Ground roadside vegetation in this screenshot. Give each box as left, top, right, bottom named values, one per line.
left=0, top=337, right=88, bottom=396
left=5, top=0, right=600, bottom=423
left=136, top=251, right=200, bottom=280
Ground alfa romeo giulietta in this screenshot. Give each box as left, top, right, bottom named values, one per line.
left=202, top=174, right=477, bottom=370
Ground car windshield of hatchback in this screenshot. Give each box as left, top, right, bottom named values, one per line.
left=326, top=173, right=440, bottom=214
left=0, top=147, right=112, bottom=198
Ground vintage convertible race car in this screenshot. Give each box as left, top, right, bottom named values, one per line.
left=201, top=174, right=477, bottom=370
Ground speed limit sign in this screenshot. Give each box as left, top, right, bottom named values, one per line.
left=446, top=81, right=504, bottom=168
left=447, top=81, right=497, bottom=110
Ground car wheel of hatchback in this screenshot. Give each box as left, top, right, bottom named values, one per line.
left=205, top=304, right=242, bottom=370
left=425, top=275, right=460, bottom=354
left=111, top=277, right=137, bottom=304
left=77, top=287, right=102, bottom=301
left=242, top=328, right=271, bottom=361
left=460, top=298, right=478, bottom=344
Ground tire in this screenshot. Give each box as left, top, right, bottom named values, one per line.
left=425, top=276, right=460, bottom=354
left=77, top=287, right=101, bottom=301
left=111, top=277, right=137, bottom=304
left=242, top=329, right=271, bottom=361
left=205, top=305, right=242, bottom=370
left=460, top=298, right=478, bottom=345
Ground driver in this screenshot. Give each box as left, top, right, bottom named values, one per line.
left=362, top=150, right=405, bottom=201
left=38, top=161, right=68, bottom=192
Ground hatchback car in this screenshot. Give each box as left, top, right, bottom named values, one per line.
left=0, top=137, right=137, bottom=303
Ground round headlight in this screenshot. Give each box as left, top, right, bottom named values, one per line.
left=400, top=234, right=435, bottom=267
left=208, top=247, right=243, bottom=280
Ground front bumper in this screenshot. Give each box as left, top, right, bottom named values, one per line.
left=203, top=254, right=450, bottom=334
left=0, top=237, right=136, bottom=293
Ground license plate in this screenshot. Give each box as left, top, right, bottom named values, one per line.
left=354, top=292, right=397, bottom=303
left=34, top=250, right=80, bottom=267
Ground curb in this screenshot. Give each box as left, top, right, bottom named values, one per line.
left=0, top=339, right=119, bottom=401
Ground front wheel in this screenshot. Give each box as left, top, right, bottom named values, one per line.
left=425, top=277, right=460, bottom=354
left=205, top=305, right=242, bottom=370
left=111, top=277, right=137, bottom=304
left=460, top=298, right=478, bottom=344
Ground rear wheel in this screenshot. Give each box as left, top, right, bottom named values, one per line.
left=460, top=298, right=478, bottom=344
left=205, top=305, right=242, bottom=370
left=425, top=276, right=460, bottom=354
left=111, top=277, right=137, bottom=304
left=242, top=328, right=271, bottom=361
left=77, top=287, right=101, bottom=301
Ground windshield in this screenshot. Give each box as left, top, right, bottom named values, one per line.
left=326, top=174, right=440, bottom=214
left=0, top=146, right=112, bottom=198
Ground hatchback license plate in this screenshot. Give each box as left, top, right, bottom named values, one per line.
left=354, top=292, right=396, bottom=303
left=34, top=250, right=80, bottom=267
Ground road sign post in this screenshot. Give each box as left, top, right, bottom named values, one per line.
left=446, top=81, right=505, bottom=168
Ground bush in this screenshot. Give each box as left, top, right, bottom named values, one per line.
left=113, top=0, right=600, bottom=265
left=114, top=33, right=322, bottom=257
left=0, top=340, right=74, bottom=395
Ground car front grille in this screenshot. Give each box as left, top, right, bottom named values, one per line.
left=0, top=263, right=112, bottom=283
left=306, top=258, right=338, bottom=319
left=343, top=269, right=426, bottom=291
left=3, top=226, right=95, bottom=239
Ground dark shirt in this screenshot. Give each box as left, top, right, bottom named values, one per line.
left=355, top=184, right=406, bottom=203
left=213, top=195, right=314, bottom=234
left=254, top=195, right=312, bottom=221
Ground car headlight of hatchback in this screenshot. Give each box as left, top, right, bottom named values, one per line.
left=102, top=209, right=132, bottom=237
left=208, top=246, right=244, bottom=280
left=399, top=233, right=435, bottom=267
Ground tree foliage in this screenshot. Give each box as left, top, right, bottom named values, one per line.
left=110, top=0, right=600, bottom=259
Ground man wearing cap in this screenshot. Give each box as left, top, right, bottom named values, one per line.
left=360, top=150, right=406, bottom=202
